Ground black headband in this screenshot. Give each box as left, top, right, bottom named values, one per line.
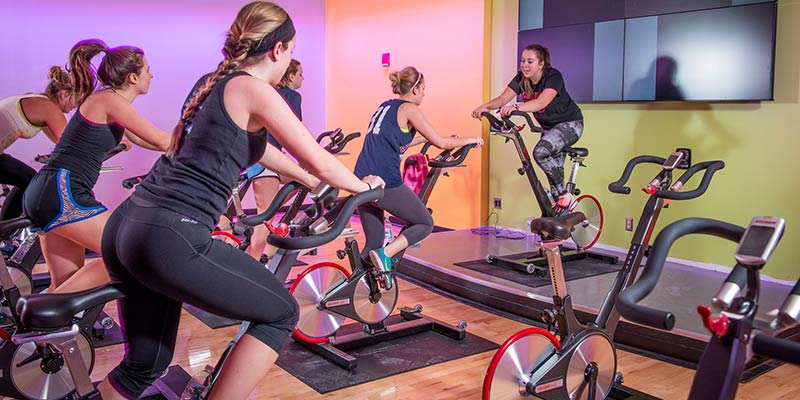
left=250, top=16, right=296, bottom=57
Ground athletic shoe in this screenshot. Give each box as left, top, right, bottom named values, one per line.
left=369, top=248, right=397, bottom=290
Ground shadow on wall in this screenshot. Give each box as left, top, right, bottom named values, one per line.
left=629, top=57, right=740, bottom=160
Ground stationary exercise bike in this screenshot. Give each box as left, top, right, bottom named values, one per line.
left=479, top=111, right=615, bottom=276
left=616, top=216, right=800, bottom=399
left=288, top=143, right=478, bottom=370
left=0, top=216, right=108, bottom=399
left=482, top=151, right=724, bottom=399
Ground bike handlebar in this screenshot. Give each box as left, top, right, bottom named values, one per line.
left=608, top=156, right=667, bottom=194
left=428, top=143, right=477, bottom=168
left=656, top=160, right=725, bottom=200
left=507, top=110, right=543, bottom=133
left=122, top=175, right=147, bottom=189
left=616, top=218, right=745, bottom=330
left=239, top=181, right=308, bottom=227
left=267, top=188, right=384, bottom=250
left=37, top=143, right=128, bottom=165
left=317, top=128, right=361, bottom=155
left=753, top=334, right=800, bottom=364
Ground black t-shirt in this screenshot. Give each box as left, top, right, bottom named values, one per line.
left=507, top=67, right=582, bottom=130
left=134, top=71, right=268, bottom=229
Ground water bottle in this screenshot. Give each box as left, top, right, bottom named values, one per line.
left=384, top=215, right=393, bottom=246
left=525, top=216, right=534, bottom=236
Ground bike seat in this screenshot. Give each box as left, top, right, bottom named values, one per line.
left=565, top=147, right=588, bottom=157
left=0, top=216, right=32, bottom=236
left=530, top=212, right=587, bottom=240
left=16, top=283, right=125, bottom=331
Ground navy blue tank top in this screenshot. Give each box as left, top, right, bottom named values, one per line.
left=44, top=110, right=124, bottom=188
left=135, top=71, right=268, bottom=228
left=354, top=99, right=416, bottom=188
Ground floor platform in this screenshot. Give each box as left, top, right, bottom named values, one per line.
left=398, top=228, right=799, bottom=375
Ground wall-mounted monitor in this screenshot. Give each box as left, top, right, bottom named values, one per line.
left=518, top=0, right=777, bottom=102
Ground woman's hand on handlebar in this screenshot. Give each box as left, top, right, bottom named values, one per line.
left=471, top=105, right=490, bottom=119
left=361, top=175, right=385, bottom=192
left=498, top=103, right=518, bottom=117
left=466, top=136, right=484, bottom=147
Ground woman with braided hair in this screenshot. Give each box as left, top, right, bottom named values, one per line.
left=97, top=2, right=383, bottom=399
left=0, top=64, right=78, bottom=222
left=20, top=39, right=170, bottom=293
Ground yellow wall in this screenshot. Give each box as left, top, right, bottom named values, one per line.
left=325, top=0, right=489, bottom=229
left=488, top=0, right=800, bottom=280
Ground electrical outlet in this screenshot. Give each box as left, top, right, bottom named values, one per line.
left=625, top=217, right=633, bottom=231
left=493, top=197, right=503, bottom=209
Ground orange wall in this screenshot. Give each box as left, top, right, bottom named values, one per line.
left=325, top=0, right=489, bottom=229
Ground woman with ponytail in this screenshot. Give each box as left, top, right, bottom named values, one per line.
left=471, top=44, right=584, bottom=213
left=97, top=2, right=383, bottom=399
left=354, top=66, right=483, bottom=290
left=0, top=65, right=78, bottom=222
left=21, top=39, right=170, bottom=293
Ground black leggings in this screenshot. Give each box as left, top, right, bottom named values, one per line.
left=0, top=153, right=36, bottom=220
left=102, top=197, right=298, bottom=398
left=357, top=184, right=433, bottom=258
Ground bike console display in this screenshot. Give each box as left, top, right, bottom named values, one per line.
left=734, top=217, right=785, bottom=266
left=662, top=151, right=684, bottom=171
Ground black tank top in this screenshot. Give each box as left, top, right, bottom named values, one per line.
left=44, top=111, right=124, bottom=188
left=134, top=71, right=268, bottom=228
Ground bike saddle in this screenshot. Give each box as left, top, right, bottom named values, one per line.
left=16, top=283, right=125, bottom=330
left=0, top=216, right=33, bottom=237
left=565, top=147, right=588, bottom=157
left=530, top=212, right=586, bottom=240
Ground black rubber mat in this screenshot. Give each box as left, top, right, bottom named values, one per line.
left=455, top=251, right=621, bottom=288
left=275, top=314, right=498, bottom=394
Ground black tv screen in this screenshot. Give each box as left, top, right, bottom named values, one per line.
left=518, top=0, right=777, bottom=102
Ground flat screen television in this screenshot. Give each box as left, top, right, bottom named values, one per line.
left=518, top=0, right=777, bottom=102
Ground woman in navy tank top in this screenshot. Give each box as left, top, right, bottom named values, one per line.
left=354, top=67, right=483, bottom=290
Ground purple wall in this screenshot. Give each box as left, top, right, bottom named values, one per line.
left=1, top=0, right=325, bottom=209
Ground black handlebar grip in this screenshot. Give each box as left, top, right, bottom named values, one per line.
left=753, top=334, right=800, bottom=365
left=616, top=218, right=744, bottom=330
left=421, top=141, right=434, bottom=156
left=480, top=112, right=506, bottom=131
left=508, top=110, right=543, bottom=133
left=267, top=188, right=384, bottom=250
left=102, top=143, right=128, bottom=162
left=121, top=175, right=146, bottom=189
left=656, top=160, right=724, bottom=200
left=608, top=155, right=666, bottom=194
left=428, top=143, right=477, bottom=168
left=240, top=181, right=308, bottom=226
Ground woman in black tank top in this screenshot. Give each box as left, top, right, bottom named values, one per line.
left=95, top=3, right=383, bottom=399
left=22, top=39, right=170, bottom=293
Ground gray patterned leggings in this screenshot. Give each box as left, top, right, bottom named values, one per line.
left=532, top=120, right=584, bottom=198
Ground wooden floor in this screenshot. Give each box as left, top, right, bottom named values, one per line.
left=51, top=221, right=800, bottom=400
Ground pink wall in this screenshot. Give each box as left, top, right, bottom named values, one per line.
left=325, top=0, right=489, bottom=229
left=1, top=0, right=325, bottom=209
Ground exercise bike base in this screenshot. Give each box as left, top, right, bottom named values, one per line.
left=489, top=247, right=619, bottom=275
left=607, top=383, right=663, bottom=399
left=293, top=306, right=466, bottom=371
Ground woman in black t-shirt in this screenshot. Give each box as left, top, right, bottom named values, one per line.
left=472, top=44, right=583, bottom=211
